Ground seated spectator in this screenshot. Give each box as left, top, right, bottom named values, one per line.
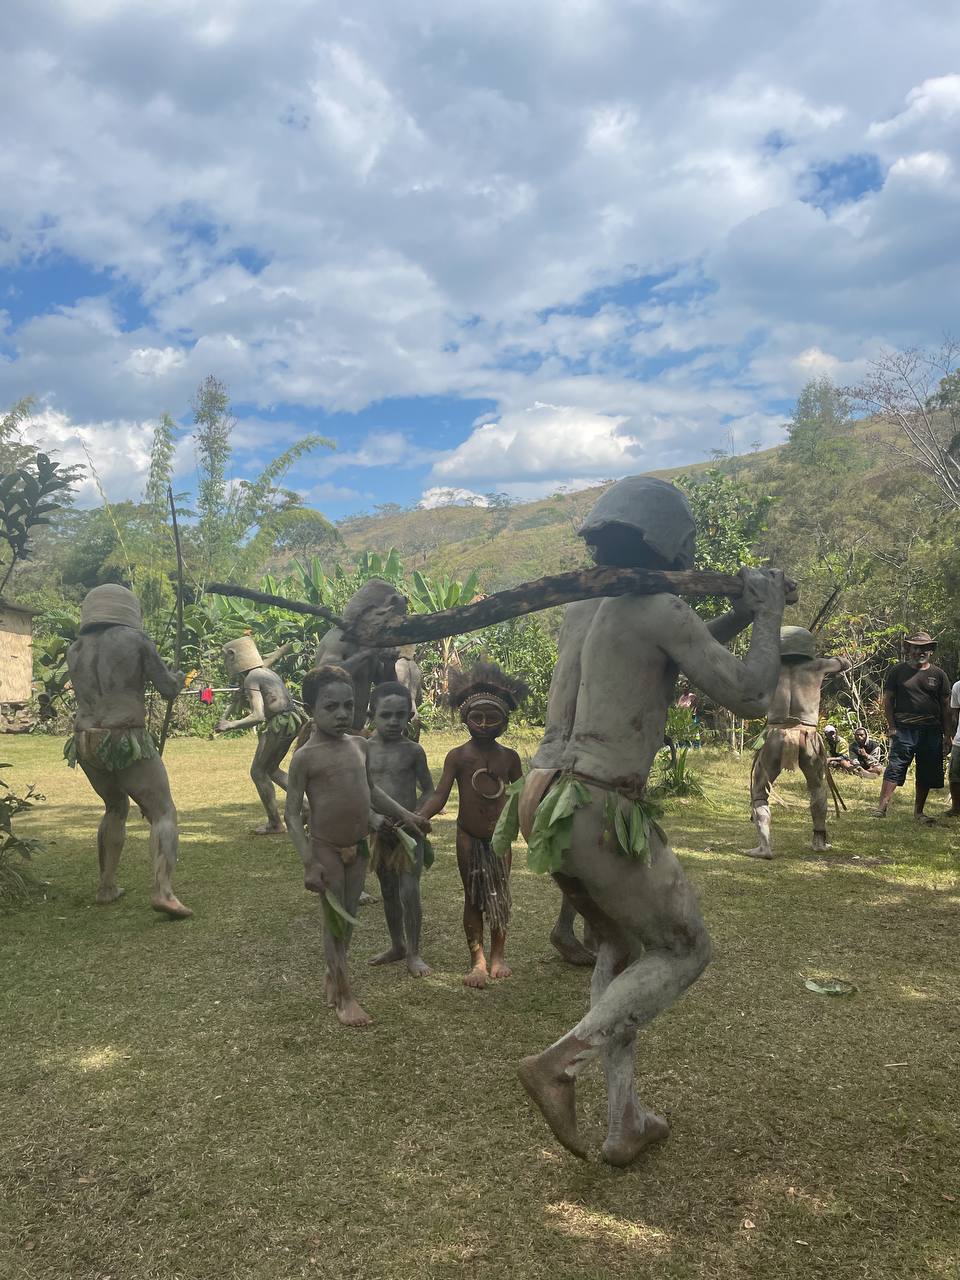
left=849, top=725, right=883, bottom=776
left=823, top=724, right=853, bottom=769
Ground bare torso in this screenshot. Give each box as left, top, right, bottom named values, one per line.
left=366, top=737, right=426, bottom=811
left=450, top=740, right=522, bottom=839
left=295, top=735, right=371, bottom=847
left=67, top=626, right=180, bottom=730
left=765, top=658, right=845, bottom=725
left=242, top=667, right=294, bottom=718
left=532, top=590, right=783, bottom=792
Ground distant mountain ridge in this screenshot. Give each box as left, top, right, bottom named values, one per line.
left=330, top=440, right=788, bottom=590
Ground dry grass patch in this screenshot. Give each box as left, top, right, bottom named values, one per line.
left=1, top=735, right=958, bottom=1279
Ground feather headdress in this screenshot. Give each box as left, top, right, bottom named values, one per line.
left=447, top=660, right=529, bottom=719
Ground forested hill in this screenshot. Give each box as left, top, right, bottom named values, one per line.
left=331, top=421, right=876, bottom=590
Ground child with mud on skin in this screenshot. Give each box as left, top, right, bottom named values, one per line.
left=285, top=665, right=429, bottom=1027
left=365, top=681, right=437, bottom=977
left=416, top=663, right=527, bottom=989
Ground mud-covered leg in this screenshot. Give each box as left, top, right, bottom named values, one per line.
left=745, top=737, right=780, bottom=859
left=314, top=844, right=371, bottom=1027
left=81, top=764, right=129, bottom=905
left=370, top=865, right=406, bottom=965
left=124, top=756, right=193, bottom=919
left=400, top=847, right=430, bottom=976
left=519, top=809, right=710, bottom=1164
left=550, top=894, right=597, bottom=967
left=800, top=745, right=830, bottom=850
left=250, top=732, right=288, bottom=834
left=456, top=829, right=488, bottom=988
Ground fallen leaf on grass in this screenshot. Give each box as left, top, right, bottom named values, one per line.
left=804, top=978, right=856, bottom=996
left=742, top=1219, right=756, bottom=1230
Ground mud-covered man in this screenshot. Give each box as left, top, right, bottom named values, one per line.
left=214, top=637, right=304, bottom=834
left=65, top=584, right=192, bottom=919
left=745, top=627, right=850, bottom=858
left=507, top=476, right=786, bottom=1165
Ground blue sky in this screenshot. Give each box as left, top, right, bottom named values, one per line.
left=2, top=1, right=960, bottom=519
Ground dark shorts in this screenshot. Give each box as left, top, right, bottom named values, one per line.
left=949, top=745, right=960, bottom=782
left=883, top=724, right=944, bottom=789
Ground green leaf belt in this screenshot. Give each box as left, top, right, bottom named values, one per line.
left=492, top=770, right=664, bottom=876
left=258, top=708, right=307, bottom=736
left=64, top=727, right=160, bottom=773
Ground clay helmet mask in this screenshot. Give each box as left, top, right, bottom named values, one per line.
left=79, top=584, right=143, bottom=633
left=222, top=636, right=263, bottom=676
left=578, top=476, right=696, bottom=570
left=779, top=626, right=817, bottom=661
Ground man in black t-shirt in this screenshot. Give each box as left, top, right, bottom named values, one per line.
left=872, top=632, right=951, bottom=823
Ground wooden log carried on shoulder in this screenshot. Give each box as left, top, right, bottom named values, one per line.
left=206, top=566, right=796, bottom=649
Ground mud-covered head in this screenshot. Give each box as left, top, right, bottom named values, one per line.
left=302, top=664, right=354, bottom=736
left=853, top=725, right=869, bottom=744
left=222, top=635, right=263, bottom=676
left=779, top=625, right=817, bottom=663
left=79, top=584, right=142, bottom=634
left=448, top=660, right=529, bottom=741
left=578, top=476, right=696, bottom=571
left=341, top=578, right=408, bottom=638
left=370, top=680, right=414, bottom=741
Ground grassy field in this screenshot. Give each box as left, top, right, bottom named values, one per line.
left=1, top=733, right=958, bottom=1280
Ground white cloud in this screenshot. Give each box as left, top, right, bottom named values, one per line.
left=418, top=486, right=490, bottom=509
left=1, top=3, right=959, bottom=502
left=431, top=403, right=642, bottom=487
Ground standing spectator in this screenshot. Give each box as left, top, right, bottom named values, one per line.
left=872, top=632, right=951, bottom=823
left=849, top=726, right=883, bottom=776
left=946, top=676, right=960, bottom=818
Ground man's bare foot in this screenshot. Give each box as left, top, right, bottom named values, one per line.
left=95, top=886, right=125, bottom=905
left=324, top=974, right=336, bottom=1007
left=915, top=813, right=937, bottom=826
left=358, top=890, right=378, bottom=906
left=742, top=846, right=774, bottom=860
left=550, top=926, right=596, bottom=967
left=601, top=1112, right=669, bottom=1167
left=150, top=893, right=193, bottom=919
left=370, top=945, right=406, bottom=966
left=406, top=955, right=432, bottom=977
left=463, top=964, right=488, bottom=989
left=252, top=823, right=285, bottom=836
left=518, top=1054, right=587, bottom=1159
left=944, top=809, right=960, bottom=819
left=490, top=960, right=512, bottom=980
left=811, top=832, right=831, bottom=851
left=336, top=998, right=373, bottom=1027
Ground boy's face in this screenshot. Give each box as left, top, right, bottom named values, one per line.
left=372, top=694, right=410, bottom=742
left=464, top=702, right=507, bottom=742
left=312, top=680, right=354, bottom=737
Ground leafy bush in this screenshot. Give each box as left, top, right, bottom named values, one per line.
left=0, top=765, right=45, bottom=907
left=653, top=748, right=705, bottom=799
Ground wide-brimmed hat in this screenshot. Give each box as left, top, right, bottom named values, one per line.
left=904, top=631, right=937, bottom=648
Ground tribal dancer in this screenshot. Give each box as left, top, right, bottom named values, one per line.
left=417, top=662, right=527, bottom=988
left=746, top=626, right=850, bottom=858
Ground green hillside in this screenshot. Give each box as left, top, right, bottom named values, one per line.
left=330, top=438, right=788, bottom=590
